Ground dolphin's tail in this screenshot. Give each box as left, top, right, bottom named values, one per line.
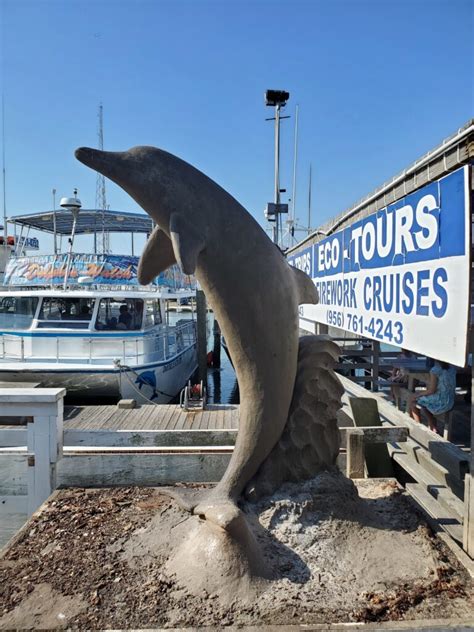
left=164, top=335, right=342, bottom=520
left=159, top=486, right=242, bottom=530
left=244, top=335, right=343, bottom=501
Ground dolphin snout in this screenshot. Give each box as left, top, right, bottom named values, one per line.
left=75, top=147, right=102, bottom=169
left=75, top=147, right=126, bottom=182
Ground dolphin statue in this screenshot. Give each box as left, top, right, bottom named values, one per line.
left=75, top=145, right=318, bottom=528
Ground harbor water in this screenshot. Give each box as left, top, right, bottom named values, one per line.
left=171, top=309, right=238, bottom=405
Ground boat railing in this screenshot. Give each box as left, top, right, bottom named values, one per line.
left=0, top=320, right=197, bottom=366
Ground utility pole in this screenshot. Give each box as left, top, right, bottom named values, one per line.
left=264, top=90, right=290, bottom=248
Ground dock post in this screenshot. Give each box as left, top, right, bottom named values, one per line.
left=463, top=326, right=474, bottom=556
left=346, top=428, right=365, bottom=479
left=371, top=340, right=380, bottom=392
left=318, top=323, right=329, bottom=335
left=0, top=388, right=65, bottom=515
left=196, top=289, right=208, bottom=383
left=213, top=319, right=221, bottom=368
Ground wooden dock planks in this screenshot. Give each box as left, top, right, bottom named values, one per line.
left=63, top=403, right=239, bottom=433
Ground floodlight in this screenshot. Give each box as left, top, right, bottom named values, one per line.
left=265, top=90, right=290, bottom=107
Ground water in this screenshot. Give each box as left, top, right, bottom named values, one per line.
left=207, top=343, right=239, bottom=404
left=169, top=309, right=238, bottom=405
left=202, top=311, right=238, bottom=405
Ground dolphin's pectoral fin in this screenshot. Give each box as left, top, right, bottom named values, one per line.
left=169, top=212, right=206, bottom=275
left=138, top=226, right=176, bottom=284
left=291, top=266, right=319, bottom=305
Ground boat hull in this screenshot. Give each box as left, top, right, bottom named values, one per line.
left=0, top=344, right=198, bottom=404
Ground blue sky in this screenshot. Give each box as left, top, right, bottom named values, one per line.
left=1, top=0, right=472, bottom=254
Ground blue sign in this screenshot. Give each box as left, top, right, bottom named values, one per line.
left=289, top=166, right=470, bottom=365
left=17, top=236, right=40, bottom=251
left=287, top=245, right=313, bottom=277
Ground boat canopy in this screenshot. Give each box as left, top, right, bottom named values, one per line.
left=8, top=208, right=153, bottom=235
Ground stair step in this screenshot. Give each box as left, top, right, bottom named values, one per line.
left=406, top=483, right=463, bottom=544
left=389, top=446, right=437, bottom=488
left=390, top=441, right=464, bottom=499
left=390, top=444, right=464, bottom=522
left=427, top=484, right=465, bottom=524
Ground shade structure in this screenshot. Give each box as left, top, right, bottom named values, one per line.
left=8, top=209, right=154, bottom=236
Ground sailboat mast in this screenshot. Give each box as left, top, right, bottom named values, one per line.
left=2, top=94, right=7, bottom=239
left=290, top=104, right=299, bottom=241
left=307, top=163, right=312, bottom=235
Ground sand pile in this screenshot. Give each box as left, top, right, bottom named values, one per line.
left=0, top=472, right=471, bottom=629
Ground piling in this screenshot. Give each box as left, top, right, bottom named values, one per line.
left=463, top=327, right=474, bottom=555
left=371, top=340, right=380, bottom=392
left=196, top=289, right=208, bottom=382
left=213, top=319, right=221, bottom=368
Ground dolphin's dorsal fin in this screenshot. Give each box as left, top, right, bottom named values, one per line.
left=169, top=212, right=205, bottom=275
left=291, top=266, right=319, bottom=305
left=138, top=225, right=176, bottom=285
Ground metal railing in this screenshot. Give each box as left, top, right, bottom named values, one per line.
left=0, top=320, right=196, bottom=366
left=329, top=335, right=429, bottom=392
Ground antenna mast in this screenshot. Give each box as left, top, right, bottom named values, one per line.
left=288, top=103, right=299, bottom=246
left=95, top=103, right=109, bottom=254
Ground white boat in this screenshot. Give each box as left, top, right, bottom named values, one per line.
left=0, top=197, right=198, bottom=403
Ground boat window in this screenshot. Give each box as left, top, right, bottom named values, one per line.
left=37, top=297, right=96, bottom=329
left=144, top=299, right=162, bottom=329
left=0, top=296, right=39, bottom=330
left=95, top=298, right=144, bottom=331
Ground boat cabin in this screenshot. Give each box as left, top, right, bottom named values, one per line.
left=0, top=291, right=164, bottom=333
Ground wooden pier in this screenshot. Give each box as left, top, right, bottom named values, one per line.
left=1, top=383, right=472, bottom=570
left=63, top=402, right=239, bottom=431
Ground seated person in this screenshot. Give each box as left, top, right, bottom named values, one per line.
left=388, top=348, right=412, bottom=401
left=61, top=304, right=73, bottom=320
left=77, top=304, right=91, bottom=320
left=409, top=360, right=456, bottom=434
left=118, top=304, right=132, bottom=329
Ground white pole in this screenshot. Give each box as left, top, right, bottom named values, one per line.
left=308, top=163, right=312, bottom=235
left=52, top=188, right=58, bottom=255
left=274, top=104, right=281, bottom=246
left=2, top=94, right=7, bottom=239
left=291, top=104, right=299, bottom=227
left=63, top=209, right=78, bottom=290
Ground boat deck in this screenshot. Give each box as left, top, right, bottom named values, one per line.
left=64, top=403, right=239, bottom=431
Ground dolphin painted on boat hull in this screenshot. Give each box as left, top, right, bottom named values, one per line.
left=75, top=145, right=318, bottom=527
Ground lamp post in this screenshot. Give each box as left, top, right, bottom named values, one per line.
left=265, top=89, right=290, bottom=247
left=60, top=190, right=81, bottom=290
